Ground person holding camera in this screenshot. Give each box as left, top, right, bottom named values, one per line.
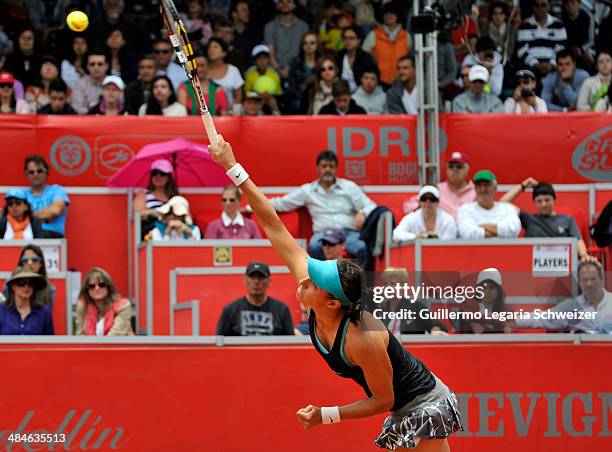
left=504, top=69, right=548, bottom=114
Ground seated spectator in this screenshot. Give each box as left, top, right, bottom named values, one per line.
left=504, top=69, right=548, bottom=113
left=88, top=75, right=126, bottom=115
left=61, top=34, right=88, bottom=89
left=516, top=261, right=611, bottom=334
left=37, top=79, right=77, bottom=114
left=452, top=65, right=504, bottom=113
left=206, top=37, right=244, bottom=108
left=243, top=45, right=282, bottom=115
left=177, top=53, right=229, bottom=116
left=25, top=56, right=62, bottom=112
left=239, top=91, right=266, bottom=116
left=24, top=155, right=69, bottom=238
left=104, top=27, right=137, bottom=84
left=71, top=49, right=109, bottom=115
left=10, top=244, right=56, bottom=307
left=386, top=55, right=418, bottom=114
left=362, top=2, right=410, bottom=87
left=541, top=49, right=589, bottom=111
left=320, top=227, right=347, bottom=260
left=267, top=150, right=376, bottom=268
left=125, top=54, right=157, bottom=115
left=0, top=266, right=54, bottom=335
left=4, top=28, right=40, bottom=89
left=138, top=75, right=188, bottom=116
left=302, top=56, right=339, bottom=114
left=0, top=189, right=44, bottom=239
left=577, top=50, right=612, bottom=112
left=204, top=185, right=261, bottom=239
left=75, top=267, right=133, bottom=336
left=457, top=170, right=521, bottom=239
left=150, top=196, right=201, bottom=241
left=335, top=25, right=376, bottom=92
left=482, top=2, right=517, bottom=57
left=318, top=1, right=353, bottom=52
left=216, top=262, right=294, bottom=336
left=501, top=179, right=596, bottom=262
left=318, top=80, right=367, bottom=115
left=179, top=0, right=213, bottom=50
left=287, top=32, right=320, bottom=114
left=393, top=185, right=457, bottom=241
left=462, top=37, right=504, bottom=97
left=212, top=16, right=248, bottom=72
left=562, top=0, right=595, bottom=70
left=457, top=268, right=513, bottom=334
left=153, top=38, right=188, bottom=92
left=352, top=65, right=387, bottom=114
left=0, top=72, right=29, bottom=114
left=0, top=56, right=25, bottom=99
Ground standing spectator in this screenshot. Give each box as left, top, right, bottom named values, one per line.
left=60, top=34, right=88, bottom=89
left=104, top=27, right=137, bottom=84
left=437, top=32, right=458, bottom=94
left=450, top=15, right=479, bottom=63
left=177, top=54, right=229, bottom=116
left=89, top=0, right=150, bottom=56
left=150, top=196, right=201, bottom=241
left=0, top=72, right=29, bottom=114
left=457, top=170, right=521, bottom=239
left=562, top=0, right=596, bottom=70
left=9, top=244, right=56, bottom=308
left=88, top=75, right=126, bottom=115
left=287, top=32, right=321, bottom=114
left=231, top=0, right=262, bottom=60
left=594, top=11, right=611, bottom=55
left=75, top=267, right=133, bottom=336
left=4, top=28, right=40, bottom=89
left=36, top=79, right=77, bottom=115
left=354, top=0, right=378, bottom=36
left=362, top=2, right=410, bottom=87
left=319, top=228, right=347, bottom=260
left=0, top=267, right=54, bottom=335
left=205, top=185, right=262, bottom=239
left=206, top=37, right=244, bottom=107
left=393, top=185, right=457, bottom=241
left=577, top=50, right=612, bottom=112
left=541, top=49, right=589, bottom=111
left=71, top=49, right=108, bottom=115
left=303, top=56, right=339, bottom=115
left=215, top=262, right=294, bottom=336
left=516, top=0, right=567, bottom=78
left=267, top=150, right=377, bottom=267
left=462, top=37, right=504, bottom=97
left=504, top=69, right=548, bottom=113
left=179, top=0, right=213, bottom=50
left=138, top=75, right=188, bottom=116
left=24, top=155, right=69, bottom=238
left=125, top=55, right=157, bottom=115
left=352, top=65, right=387, bottom=114
left=25, top=56, right=61, bottom=112
left=452, top=65, right=504, bottom=113
left=318, top=1, right=354, bottom=52
left=264, top=0, right=309, bottom=80
left=0, top=189, right=44, bottom=239
left=483, top=2, right=517, bottom=57
left=335, top=25, right=377, bottom=93
left=386, top=55, right=418, bottom=114
left=318, top=80, right=367, bottom=115
left=153, top=39, right=188, bottom=92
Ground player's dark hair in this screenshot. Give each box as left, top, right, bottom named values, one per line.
left=532, top=182, right=556, bottom=200
left=337, top=259, right=363, bottom=324
left=24, top=155, right=49, bottom=172
left=316, top=150, right=338, bottom=165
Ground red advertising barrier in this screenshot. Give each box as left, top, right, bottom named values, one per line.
left=0, top=340, right=609, bottom=451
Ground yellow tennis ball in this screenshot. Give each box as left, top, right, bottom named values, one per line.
left=66, top=11, right=89, bottom=32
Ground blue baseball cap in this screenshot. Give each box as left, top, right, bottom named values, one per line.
left=320, top=228, right=346, bottom=245
left=307, top=257, right=351, bottom=306
left=5, top=189, right=26, bottom=201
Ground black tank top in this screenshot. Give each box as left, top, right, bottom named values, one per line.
left=309, top=311, right=436, bottom=411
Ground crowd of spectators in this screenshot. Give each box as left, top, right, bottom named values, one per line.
left=0, top=0, right=609, bottom=116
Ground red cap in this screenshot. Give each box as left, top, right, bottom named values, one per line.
left=448, top=151, right=468, bottom=164
left=0, top=72, right=15, bottom=84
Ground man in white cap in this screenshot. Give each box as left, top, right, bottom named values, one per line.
left=88, top=75, right=126, bottom=115
left=451, top=65, right=503, bottom=113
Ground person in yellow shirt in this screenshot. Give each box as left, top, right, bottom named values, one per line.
left=244, top=44, right=282, bottom=96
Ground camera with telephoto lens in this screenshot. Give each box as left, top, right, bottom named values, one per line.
left=520, top=88, right=534, bottom=98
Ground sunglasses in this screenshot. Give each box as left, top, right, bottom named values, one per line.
left=303, top=40, right=317, bottom=45
left=20, top=256, right=41, bottom=265
left=87, top=282, right=108, bottom=290
left=221, top=198, right=237, bottom=203
left=460, top=73, right=470, bottom=79
left=26, top=168, right=46, bottom=175
left=151, top=170, right=169, bottom=177
left=88, top=62, right=106, bottom=67
left=7, top=199, right=24, bottom=207
left=0, top=83, right=13, bottom=88
left=14, top=279, right=35, bottom=287
left=448, top=162, right=465, bottom=169
left=320, top=65, right=335, bottom=72
left=420, top=195, right=438, bottom=203
left=154, top=49, right=171, bottom=54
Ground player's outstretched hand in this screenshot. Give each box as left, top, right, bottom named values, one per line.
left=296, top=404, right=322, bottom=430
left=209, top=134, right=237, bottom=171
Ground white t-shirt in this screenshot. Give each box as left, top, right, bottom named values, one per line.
left=211, top=65, right=244, bottom=105
left=393, top=208, right=457, bottom=241
left=401, top=88, right=418, bottom=114
left=96, top=318, right=105, bottom=336
left=457, top=202, right=521, bottom=239
left=3, top=222, right=33, bottom=240
left=138, top=102, right=188, bottom=117
left=504, top=96, right=548, bottom=114
left=341, top=54, right=357, bottom=92
left=151, top=224, right=202, bottom=241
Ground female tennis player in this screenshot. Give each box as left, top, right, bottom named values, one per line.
left=210, top=136, right=462, bottom=451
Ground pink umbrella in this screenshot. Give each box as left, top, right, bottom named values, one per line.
left=106, top=138, right=229, bottom=187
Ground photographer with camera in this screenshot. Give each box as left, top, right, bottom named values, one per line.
left=504, top=69, right=548, bottom=114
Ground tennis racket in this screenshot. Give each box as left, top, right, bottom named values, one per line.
left=160, top=0, right=219, bottom=147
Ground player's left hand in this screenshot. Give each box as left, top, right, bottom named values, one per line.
left=296, top=404, right=322, bottom=430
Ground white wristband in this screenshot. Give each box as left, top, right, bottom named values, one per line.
left=226, top=163, right=249, bottom=186
left=321, top=406, right=341, bottom=424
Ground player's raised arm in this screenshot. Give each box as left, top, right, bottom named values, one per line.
left=210, top=135, right=308, bottom=282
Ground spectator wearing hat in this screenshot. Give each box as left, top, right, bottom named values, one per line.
left=505, top=69, right=548, bottom=113
left=239, top=91, right=266, bottom=116
left=25, top=55, right=62, bottom=112
left=386, top=55, right=418, bottom=114
left=462, top=37, right=504, bottom=97
left=88, top=75, right=126, bottom=115
left=452, top=65, right=504, bottom=113
left=0, top=266, right=54, bottom=335
left=177, top=53, right=229, bottom=116
left=320, top=228, right=347, bottom=260
left=216, top=262, right=294, bottom=336
left=204, top=185, right=261, bottom=239
left=71, top=49, right=109, bottom=115
left=457, top=170, right=521, bottom=239
left=501, top=178, right=596, bottom=262
left=24, top=155, right=69, bottom=239
left=318, top=80, right=367, bottom=115
left=541, top=49, right=589, bottom=111
left=0, top=72, right=29, bottom=114
left=335, top=25, right=377, bottom=93
left=243, top=44, right=282, bottom=115
left=577, top=50, right=612, bottom=112
left=393, top=186, right=457, bottom=242
left=0, top=189, right=44, bottom=239
left=150, top=196, right=201, bottom=241
left=36, top=79, right=77, bottom=115
left=352, top=65, right=387, bottom=115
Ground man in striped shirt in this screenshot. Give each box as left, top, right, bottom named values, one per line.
left=516, top=0, right=567, bottom=78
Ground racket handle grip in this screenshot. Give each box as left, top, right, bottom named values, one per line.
left=201, top=112, right=219, bottom=148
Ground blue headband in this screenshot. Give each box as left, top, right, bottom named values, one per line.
left=307, top=257, right=351, bottom=306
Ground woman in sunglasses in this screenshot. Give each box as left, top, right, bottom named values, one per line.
left=303, top=56, right=339, bottom=114
left=0, top=266, right=54, bottom=335
left=75, top=268, right=133, bottom=336
left=0, top=189, right=44, bottom=240
left=393, top=186, right=457, bottom=241
left=204, top=185, right=261, bottom=239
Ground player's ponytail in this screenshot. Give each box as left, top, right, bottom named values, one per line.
left=337, top=259, right=364, bottom=324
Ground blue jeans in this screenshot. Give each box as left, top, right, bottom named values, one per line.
left=309, top=228, right=368, bottom=268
